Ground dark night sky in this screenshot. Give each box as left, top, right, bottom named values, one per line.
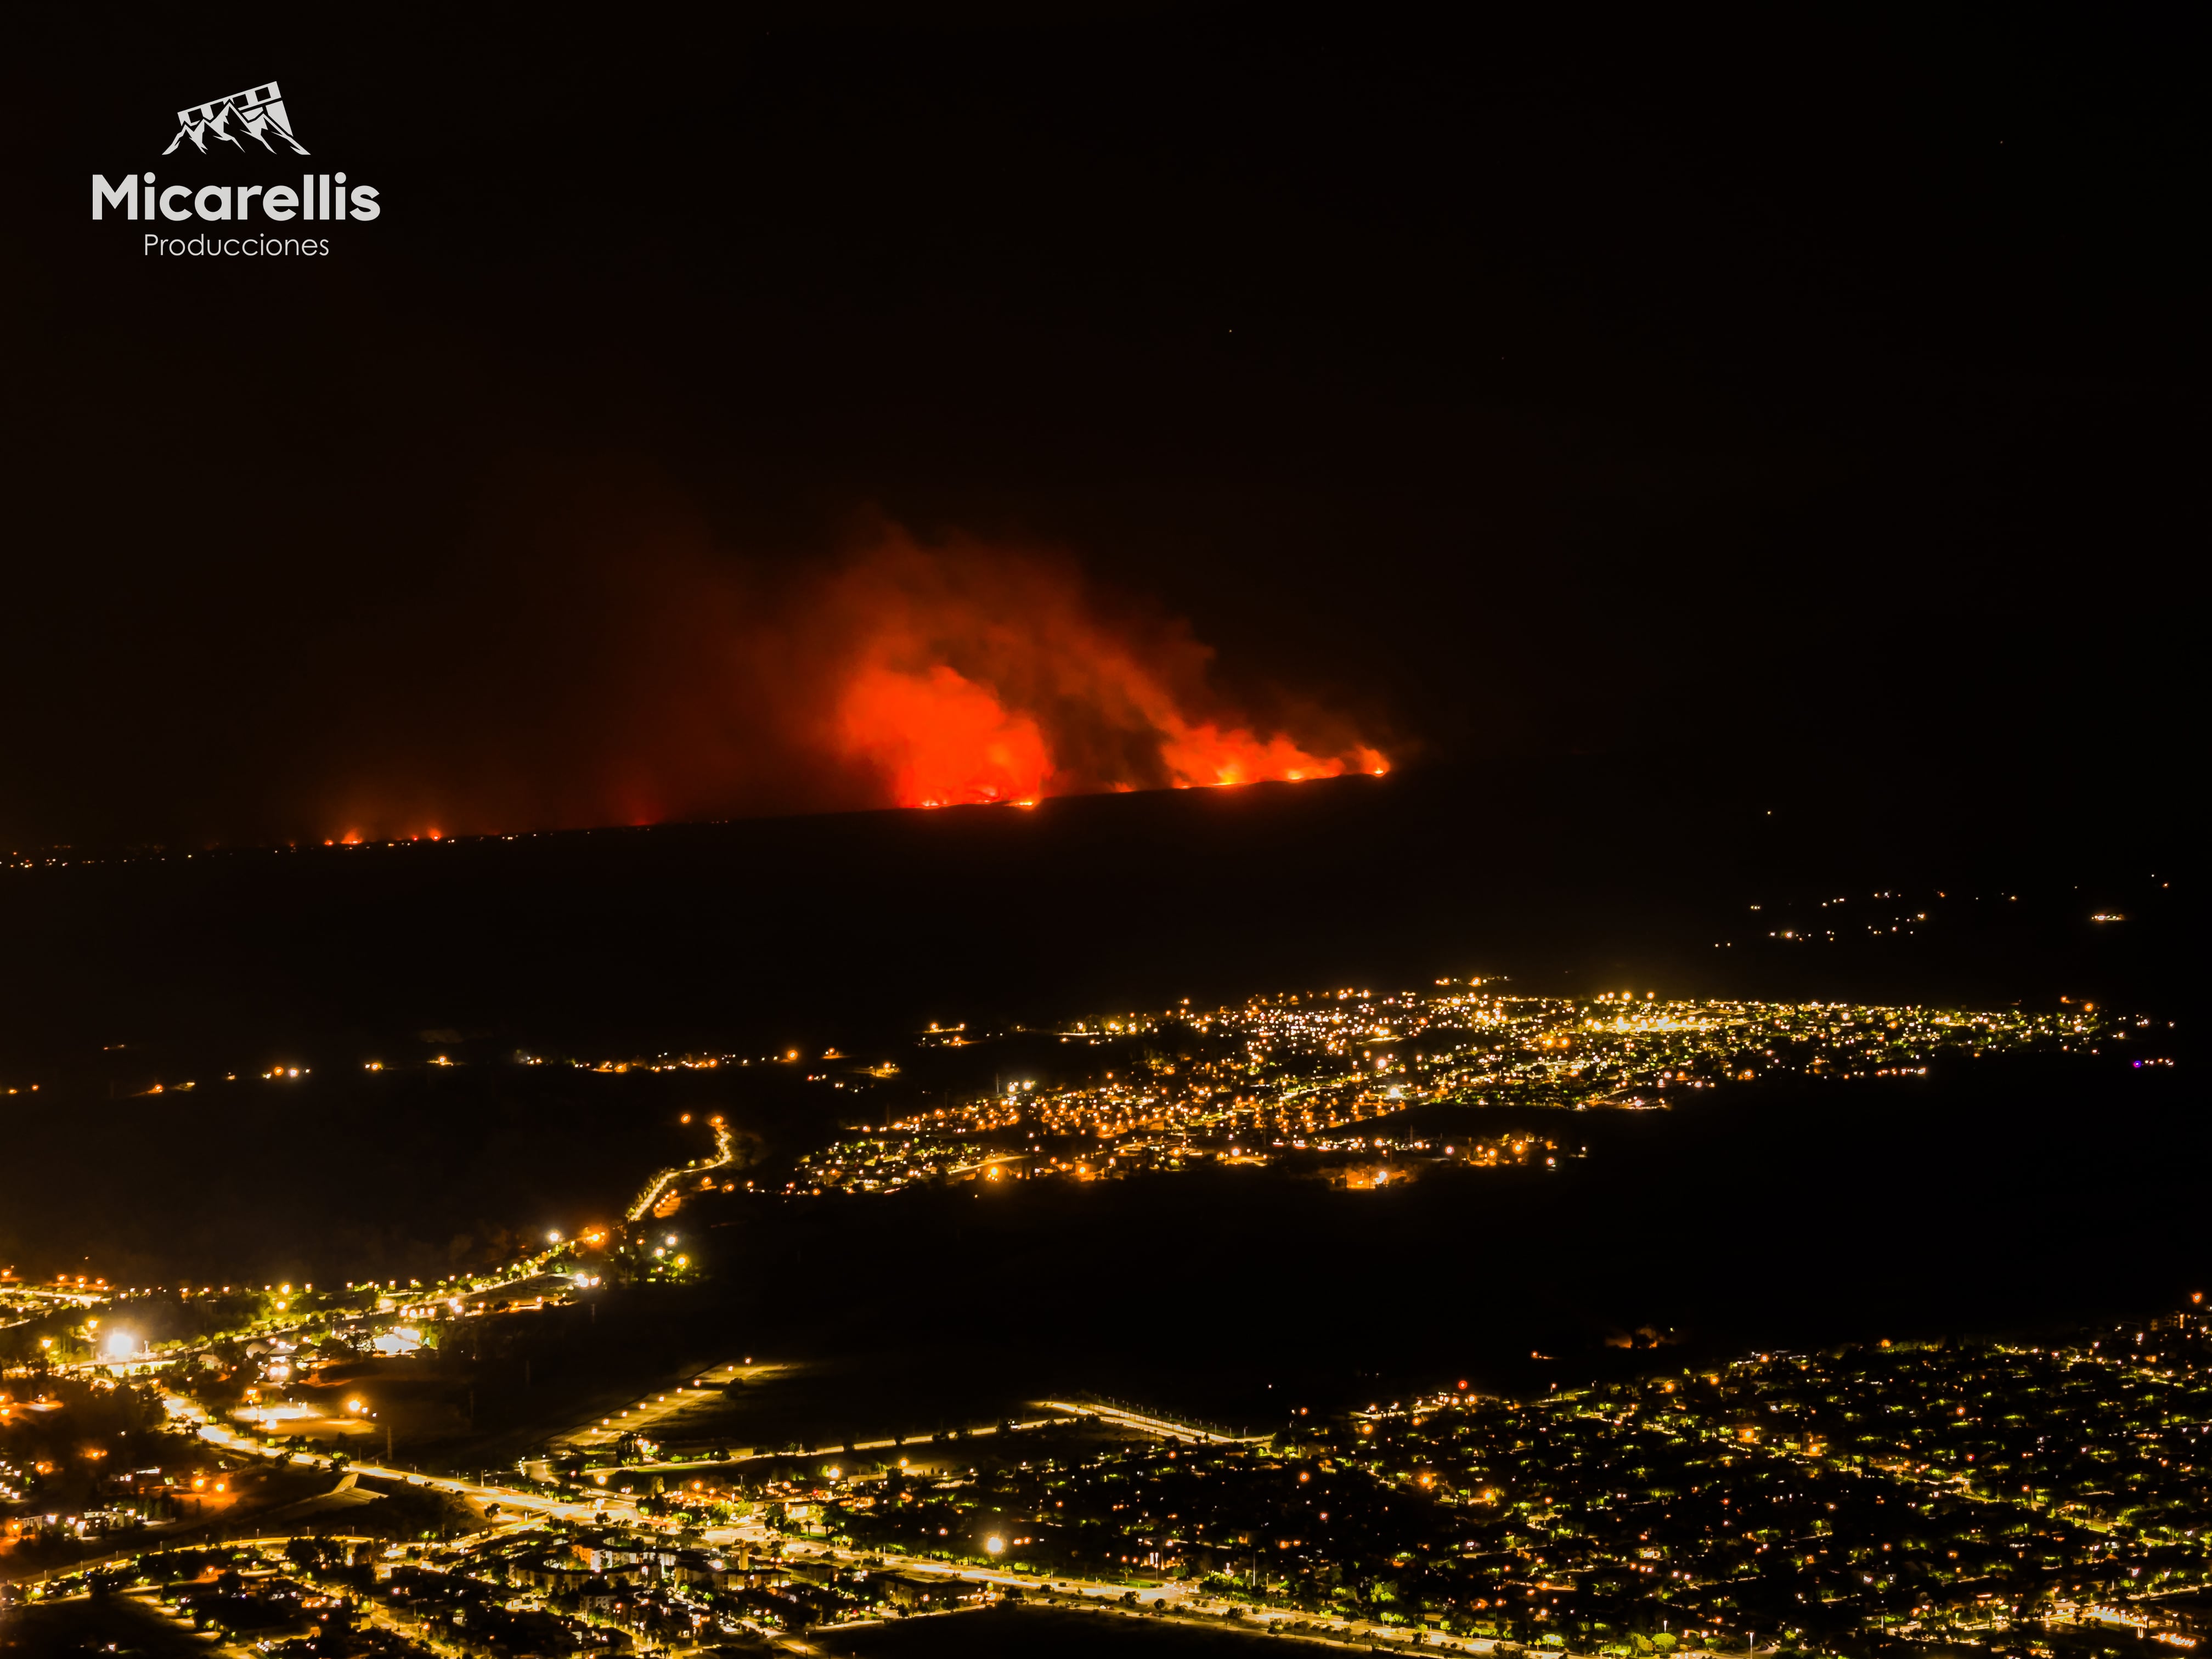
left=2, top=5, right=2198, bottom=849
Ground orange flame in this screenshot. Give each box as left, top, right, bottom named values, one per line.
left=309, top=508, right=1386, bottom=839
left=820, top=528, right=1386, bottom=809
left=838, top=664, right=1052, bottom=808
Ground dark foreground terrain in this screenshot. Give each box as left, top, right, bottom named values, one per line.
left=0, top=1592, right=205, bottom=1657
left=0, top=767, right=2194, bottom=1435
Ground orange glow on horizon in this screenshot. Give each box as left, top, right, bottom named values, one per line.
left=314, top=521, right=1385, bottom=839
left=826, top=531, right=1387, bottom=809
left=839, top=667, right=1386, bottom=809
left=1158, top=721, right=1389, bottom=793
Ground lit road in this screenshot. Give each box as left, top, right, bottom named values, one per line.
left=551, top=1370, right=1265, bottom=1477
left=143, top=1381, right=1525, bottom=1655
left=106, top=1393, right=1573, bottom=1659
left=625, top=1116, right=740, bottom=1221
left=558, top=1365, right=1104, bottom=1468
left=162, top=1394, right=644, bottom=1528
left=164, top=1386, right=1251, bottom=1564
left=736, top=1538, right=1511, bottom=1654
left=1035, top=1398, right=1263, bottom=1446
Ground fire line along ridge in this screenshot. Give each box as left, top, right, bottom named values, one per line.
left=91, top=81, right=381, bottom=223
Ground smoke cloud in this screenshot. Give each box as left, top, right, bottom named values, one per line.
left=306, top=505, right=1387, bottom=844
left=813, top=528, right=1387, bottom=809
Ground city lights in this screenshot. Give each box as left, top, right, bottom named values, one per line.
left=780, top=982, right=2124, bottom=1198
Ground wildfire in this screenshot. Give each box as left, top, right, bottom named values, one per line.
left=823, top=529, right=1386, bottom=809
left=311, top=515, right=1386, bottom=838
left=838, top=663, right=1051, bottom=809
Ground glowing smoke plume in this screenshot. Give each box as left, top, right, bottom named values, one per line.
left=304, top=508, right=1387, bottom=842
left=838, top=664, right=1053, bottom=808
left=817, top=527, right=1387, bottom=809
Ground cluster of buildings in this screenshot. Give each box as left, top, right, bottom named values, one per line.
left=770, top=984, right=2132, bottom=1194
left=785, top=1132, right=973, bottom=1195
left=0, top=1372, right=218, bottom=1555
left=471, top=1527, right=989, bottom=1637
left=796, top=1302, right=2212, bottom=1654
left=66, top=1525, right=1000, bottom=1651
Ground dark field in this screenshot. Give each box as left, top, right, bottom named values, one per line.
left=0, top=1593, right=205, bottom=1657
left=0, top=766, right=2182, bottom=1074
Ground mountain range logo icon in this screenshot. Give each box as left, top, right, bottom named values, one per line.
left=165, top=82, right=308, bottom=156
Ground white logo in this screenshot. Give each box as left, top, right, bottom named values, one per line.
left=165, top=81, right=308, bottom=157
left=93, top=80, right=377, bottom=249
